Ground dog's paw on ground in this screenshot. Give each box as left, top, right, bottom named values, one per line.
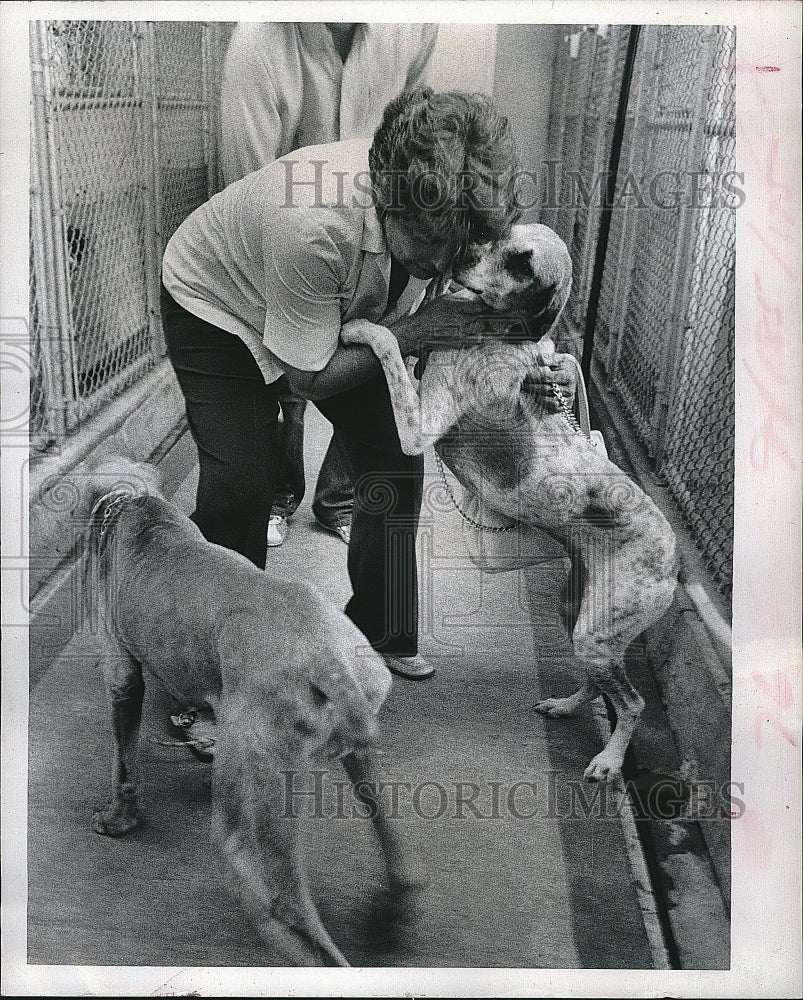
left=583, top=751, right=623, bottom=783
left=361, top=880, right=427, bottom=956
left=92, top=803, right=140, bottom=837
left=533, top=696, right=578, bottom=718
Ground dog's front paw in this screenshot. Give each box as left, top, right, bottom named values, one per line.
left=534, top=696, right=578, bottom=718
left=92, top=800, right=140, bottom=837
left=341, top=319, right=377, bottom=346
left=583, top=750, right=623, bottom=784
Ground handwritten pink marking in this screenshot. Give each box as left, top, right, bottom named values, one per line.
left=744, top=268, right=796, bottom=472
left=753, top=711, right=797, bottom=749
left=766, top=137, right=797, bottom=210
left=743, top=359, right=795, bottom=470
left=753, top=273, right=786, bottom=372
left=752, top=668, right=798, bottom=748
left=740, top=112, right=797, bottom=473
left=753, top=669, right=794, bottom=709
left=746, top=222, right=795, bottom=280
left=735, top=810, right=771, bottom=871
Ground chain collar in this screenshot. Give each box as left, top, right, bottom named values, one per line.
left=434, top=451, right=517, bottom=534
left=435, top=375, right=590, bottom=534
left=551, top=377, right=583, bottom=435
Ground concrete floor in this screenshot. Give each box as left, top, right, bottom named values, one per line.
left=28, top=407, right=656, bottom=970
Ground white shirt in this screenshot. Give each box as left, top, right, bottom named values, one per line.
left=163, top=140, right=428, bottom=383
left=220, top=22, right=438, bottom=185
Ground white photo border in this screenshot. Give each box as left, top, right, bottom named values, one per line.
left=2, top=1, right=801, bottom=996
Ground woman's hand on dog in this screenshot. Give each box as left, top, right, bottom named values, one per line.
left=522, top=357, right=577, bottom=414
left=390, top=294, right=488, bottom=355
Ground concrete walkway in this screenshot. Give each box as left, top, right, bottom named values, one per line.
left=28, top=407, right=655, bottom=969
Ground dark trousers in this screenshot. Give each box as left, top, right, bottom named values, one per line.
left=270, top=381, right=354, bottom=529
left=161, top=286, right=422, bottom=655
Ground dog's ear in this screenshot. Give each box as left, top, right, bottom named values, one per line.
left=524, top=231, right=573, bottom=337
left=541, top=267, right=573, bottom=329
left=516, top=261, right=572, bottom=341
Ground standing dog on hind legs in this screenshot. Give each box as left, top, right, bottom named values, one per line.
left=80, top=458, right=419, bottom=966
left=341, top=223, right=679, bottom=782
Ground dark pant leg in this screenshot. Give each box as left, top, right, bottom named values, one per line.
left=161, top=287, right=280, bottom=570
left=274, top=382, right=355, bottom=529
left=271, top=379, right=307, bottom=519
left=311, top=428, right=355, bottom=529
left=313, top=374, right=423, bottom=656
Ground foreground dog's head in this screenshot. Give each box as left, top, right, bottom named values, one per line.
left=452, top=223, right=572, bottom=341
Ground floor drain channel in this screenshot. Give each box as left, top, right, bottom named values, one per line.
left=589, top=699, right=677, bottom=970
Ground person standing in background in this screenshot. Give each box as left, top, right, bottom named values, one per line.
left=220, top=22, right=439, bottom=547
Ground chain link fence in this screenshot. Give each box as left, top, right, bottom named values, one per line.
left=29, top=260, right=47, bottom=441
left=543, top=24, right=736, bottom=606
left=658, top=26, right=736, bottom=602
left=29, top=20, right=234, bottom=452
left=30, top=20, right=736, bottom=604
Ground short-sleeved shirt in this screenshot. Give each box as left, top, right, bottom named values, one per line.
left=220, top=23, right=438, bottom=185
left=162, top=139, right=427, bottom=384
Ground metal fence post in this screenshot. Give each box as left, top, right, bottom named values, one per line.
left=33, top=20, right=80, bottom=432
left=143, top=22, right=165, bottom=252
left=133, top=21, right=166, bottom=356
left=574, top=27, right=621, bottom=320
left=555, top=30, right=597, bottom=253
left=201, top=23, right=217, bottom=198
left=580, top=24, right=641, bottom=382
left=213, top=23, right=232, bottom=192
left=538, top=32, right=570, bottom=233
left=603, top=26, right=659, bottom=386
left=30, top=28, right=65, bottom=442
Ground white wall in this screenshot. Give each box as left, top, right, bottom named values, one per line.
left=428, top=23, right=498, bottom=94
left=493, top=24, right=559, bottom=218
left=427, top=22, right=558, bottom=219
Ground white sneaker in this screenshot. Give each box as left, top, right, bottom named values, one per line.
left=319, top=521, right=351, bottom=545
left=382, top=653, right=435, bottom=681
left=266, top=514, right=289, bottom=547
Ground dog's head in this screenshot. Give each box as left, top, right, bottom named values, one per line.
left=452, top=223, right=572, bottom=341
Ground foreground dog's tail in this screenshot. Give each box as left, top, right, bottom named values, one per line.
left=75, top=457, right=161, bottom=625
left=64, top=455, right=162, bottom=532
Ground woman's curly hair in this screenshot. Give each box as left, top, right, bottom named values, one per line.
left=369, top=88, right=521, bottom=250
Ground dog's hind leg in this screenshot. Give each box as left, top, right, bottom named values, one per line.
left=342, top=750, right=421, bottom=892
left=570, top=549, right=653, bottom=781
left=574, top=639, right=644, bottom=783
left=534, top=553, right=600, bottom=718
left=93, top=646, right=145, bottom=836
left=211, top=704, right=349, bottom=967
left=534, top=679, right=600, bottom=719
left=342, top=750, right=424, bottom=953
left=576, top=528, right=677, bottom=781
left=534, top=537, right=652, bottom=781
